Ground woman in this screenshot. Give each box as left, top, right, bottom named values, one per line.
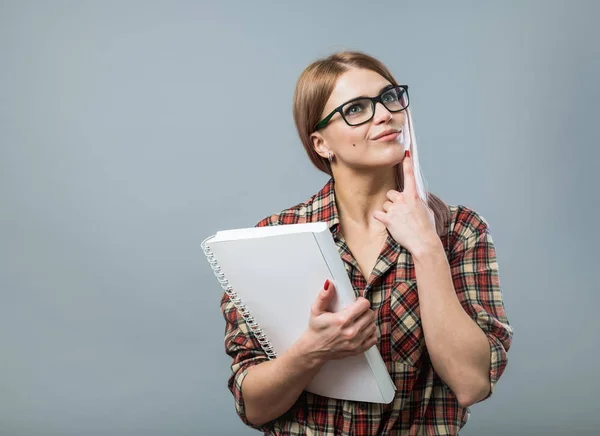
left=220, top=51, right=513, bottom=435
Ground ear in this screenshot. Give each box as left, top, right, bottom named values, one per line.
left=310, top=131, right=330, bottom=160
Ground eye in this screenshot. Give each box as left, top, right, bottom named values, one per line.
left=343, top=101, right=367, bottom=117
left=382, top=90, right=399, bottom=103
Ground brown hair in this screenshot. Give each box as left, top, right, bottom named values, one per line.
left=292, top=50, right=451, bottom=237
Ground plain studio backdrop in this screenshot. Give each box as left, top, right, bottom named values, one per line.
left=1, top=1, right=598, bottom=435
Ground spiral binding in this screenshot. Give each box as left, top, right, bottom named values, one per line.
left=202, top=236, right=277, bottom=359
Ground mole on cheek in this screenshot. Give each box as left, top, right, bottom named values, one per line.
left=352, top=144, right=356, bottom=147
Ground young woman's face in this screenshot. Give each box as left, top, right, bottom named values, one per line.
left=312, top=68, right=409, bottom=171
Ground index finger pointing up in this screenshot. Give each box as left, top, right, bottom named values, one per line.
left=402, top=149, right=417, bottom=195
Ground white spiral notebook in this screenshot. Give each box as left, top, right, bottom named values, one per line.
left=202, top=221, right=396, bottom=404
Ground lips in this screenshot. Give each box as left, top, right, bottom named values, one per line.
left=372, top=129, right=401, bottom=141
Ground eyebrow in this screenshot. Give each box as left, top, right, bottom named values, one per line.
left=352, top=84, right=395, bottom=101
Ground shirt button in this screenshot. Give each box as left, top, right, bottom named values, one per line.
left=359, top=402, right=367, bottom=410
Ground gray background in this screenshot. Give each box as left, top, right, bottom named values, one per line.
left=1, top=0, right=598, bottom=435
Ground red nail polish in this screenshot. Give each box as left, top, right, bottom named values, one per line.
left=404, top=150, right=411, bottom=158
left=324, top=279, right=330, bottom=290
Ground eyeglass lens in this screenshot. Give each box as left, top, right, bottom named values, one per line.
left=341, top=87, right=408, bottom=126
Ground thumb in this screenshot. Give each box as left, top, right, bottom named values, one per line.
left=312, top=279, right=335, bottom=314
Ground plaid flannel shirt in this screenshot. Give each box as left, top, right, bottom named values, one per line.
left=220, top=178, right=512, bottom=435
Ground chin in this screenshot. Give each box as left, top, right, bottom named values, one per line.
left=349, top=142, right=405, bottom=169
left=360, top=156, right=403, bottom=170
left=380, top=143, right=406, bottom=163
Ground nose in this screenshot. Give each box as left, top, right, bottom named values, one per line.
left=372, top=102, right=392, bottom=125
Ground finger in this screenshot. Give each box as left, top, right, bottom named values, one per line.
left=359, top=317, right=379, bottom=342
left=337, top=297, right=371, bottom=326
left=382, top=200, right=393, bottom=212
left=402, top=150, right=417, bottom=196
left=311, top=279, right=335, bottom=315
left=385, top=190, right=401, bottom=203
left=372, top=210, right=389, bottom=226
left=344, top=312, right=376, bottom=338
left=352, top=308, right=377, bottom=333
left=341, top=319, right=374, bottom=345
left=359, top=331, right=379, bottom=351
left=357, top=323, right=377, bottom=345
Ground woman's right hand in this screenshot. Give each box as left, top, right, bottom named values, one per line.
left=295, top=280, right=379, bottom=367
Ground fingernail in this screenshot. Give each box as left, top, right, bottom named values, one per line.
left=324, top=279, right=330, bottom=291
left=404, top=150, right=411, bottom=158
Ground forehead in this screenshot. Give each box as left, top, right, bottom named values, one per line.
left=325, top=68, right=392, bottom=111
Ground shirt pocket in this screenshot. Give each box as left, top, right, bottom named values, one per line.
left=388, top=280, right=425, bottom=368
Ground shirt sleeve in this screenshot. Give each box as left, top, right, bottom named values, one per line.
left=448, top=206, right=513, bottom=400
left=219, top=213, right=281, bottom=430
left=221, top=292, right=271, bottom=431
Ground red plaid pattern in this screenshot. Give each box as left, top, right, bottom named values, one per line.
left=220, top=178, right=512, bottom=435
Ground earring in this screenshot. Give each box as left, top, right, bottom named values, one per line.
left=328, top=152, right=334, bottom=163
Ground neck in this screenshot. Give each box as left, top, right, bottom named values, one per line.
left=333, top=166, right=398, bottom=232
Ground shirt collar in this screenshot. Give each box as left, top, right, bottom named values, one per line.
left=313, top=177, right=340, bottom=235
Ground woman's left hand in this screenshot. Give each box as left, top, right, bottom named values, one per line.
left=373, top=151, right=440, bottom=256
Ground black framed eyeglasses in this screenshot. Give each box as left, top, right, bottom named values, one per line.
left=313, top=85, right=409, bottom=131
